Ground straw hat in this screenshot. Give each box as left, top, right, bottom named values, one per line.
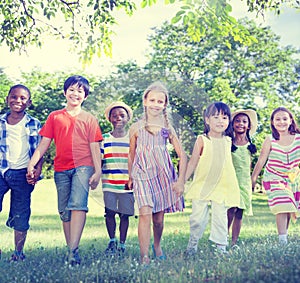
left=104, top=101, right=133, bottom=122
left=231, top=109, right=258, bottom=136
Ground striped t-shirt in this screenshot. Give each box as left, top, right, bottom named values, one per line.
left=101, top=132, right=129, bottom=193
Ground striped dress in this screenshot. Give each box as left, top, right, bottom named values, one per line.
left=262, top=134, right=300, bottom=216
left=131, top=126, right=184, bottom=213
left=101, top=133, right=130, bottom=193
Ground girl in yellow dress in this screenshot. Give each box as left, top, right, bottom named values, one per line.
left=185, top=102, right=240, bottom=255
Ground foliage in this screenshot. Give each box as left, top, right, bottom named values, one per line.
left=246, top=0, right=300, bottom=15
left=145, top=19, right=300, bottom=155
left=1, top=186, right=300, bottom=282
left=0, top=0, right=136, bottom=62
left=1, top=17, right=300, bottom=178
left=1, top=1, right=299, bottom=62
left=0, top=68, right=13, bottom=110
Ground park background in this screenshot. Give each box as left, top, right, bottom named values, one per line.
left=0, top=0, right=300, bottom=282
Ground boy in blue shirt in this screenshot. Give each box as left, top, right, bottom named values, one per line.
left=0, top=84, right=42, bottom=261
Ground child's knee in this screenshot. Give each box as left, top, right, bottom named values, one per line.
left=105, top=207, right=116, bottom=218
left=59, top=210, right=71, bottom=222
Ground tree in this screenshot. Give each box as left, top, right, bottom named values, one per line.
left=0, top=69, right=13, bottom=111
left=146, top=19, right=300, bottom=135
left=1, top=0, right=299, bottom=62
left=0, top=0, right=136, bottom=62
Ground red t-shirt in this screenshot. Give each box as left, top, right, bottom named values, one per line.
left=40, top=108, right=102, bottom=172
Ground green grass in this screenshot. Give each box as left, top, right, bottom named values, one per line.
left=1, top=179, right=300, bottom=282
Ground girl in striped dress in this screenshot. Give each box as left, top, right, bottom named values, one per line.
left=128, top=81, right=187, bottom=264
left=252, top=107, right=300, bottom=244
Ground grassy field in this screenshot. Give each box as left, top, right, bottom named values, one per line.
left=1, top=179, right=300, bottom=282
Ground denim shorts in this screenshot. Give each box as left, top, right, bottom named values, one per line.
left=0, top=168, right=34, bottom=231
left=54, top=166, right=94, bottom=222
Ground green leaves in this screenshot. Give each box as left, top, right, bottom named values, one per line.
left=0, top=0, right=136, bottom=63
left=0, top=0, right=297, bottom=63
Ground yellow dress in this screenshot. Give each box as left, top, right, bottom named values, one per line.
left=185, top=135, right=240, bottom=207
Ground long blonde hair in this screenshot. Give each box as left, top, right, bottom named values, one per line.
left=143, top=81, right=171, bottom=134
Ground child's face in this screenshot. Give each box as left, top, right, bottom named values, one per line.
left=64, top=83, right=86, bottom=107
left=109, top=107, right=129, bottom=130
left=272, top=110, right=292, bottom=133
left=205, top=111, right=229, bottom=136
left=6, top=88, right=31, bottom=114
left=143, top=91, right=166, bottom=116
left=233, top=114, right=250, bottom=134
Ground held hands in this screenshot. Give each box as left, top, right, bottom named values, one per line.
left=172, top=180, right=185, bottom=197
left=89, top=171, right=101, bottom=190
left=127, top=178, right=133, bottom=190
left=26, top=165, right=42, bottom=185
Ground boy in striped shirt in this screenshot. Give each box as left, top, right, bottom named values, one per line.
left=101, top=102, right=134, bottom=256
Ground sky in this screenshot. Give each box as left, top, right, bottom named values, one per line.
left=0, top=1, right=299, bottom=80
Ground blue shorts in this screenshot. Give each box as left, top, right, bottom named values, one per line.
left=54, top=166, right=94, bottom=222
left=0, top=168, right=34, bottom=232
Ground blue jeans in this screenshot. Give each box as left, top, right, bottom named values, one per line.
left=0, top=168, right=34, bottom=231
left=54, top=166, right=94, bottom=222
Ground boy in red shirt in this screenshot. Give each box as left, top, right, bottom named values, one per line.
left=27, top=75, right=102, bottom=265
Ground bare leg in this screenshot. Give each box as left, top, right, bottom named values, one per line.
left=138, top=206, right=152, bottom=264
left=119, top=215, right=129, bottom=243
left=69, top=210, right=86, bottom=250
left=276, top=213, right=289, bottom=235
left=14, top=230, right=27, bottom=252
left=62, top=221, right=71, bottom=247
left=286, top=213, right=291, bottom=231
left=231, top=209, right=243, bottom=245
left=105, top=211, right=116, bottom=239
left=227, top=207, right=236, bottom=232
left=152, top=211, right=164, bottom=257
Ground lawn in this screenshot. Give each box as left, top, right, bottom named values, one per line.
left=1, top=179, right=300, bottom=282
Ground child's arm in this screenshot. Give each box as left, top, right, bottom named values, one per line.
left=89, top=141, right=102, bottom=190
left=27, top=137, right=52, bottom=182
left=128, top=123, right=138, bottom=189
left=251, top=136, right=271, bottom=188
left=169, top=127, right=187, bottom=197
left=185, top=135, right=204, bottom=181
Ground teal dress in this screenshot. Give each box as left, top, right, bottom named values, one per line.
left=231, top=144, right=253, bottom=216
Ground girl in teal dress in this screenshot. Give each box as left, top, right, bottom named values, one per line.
left=228, top=109, right=257, bottom=246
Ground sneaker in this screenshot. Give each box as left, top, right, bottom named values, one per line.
left=69, top=248, right=81, bottom=266
left=105, top=240, right=118, bottom=256
left=10, top=251, right=26, bottom=262
left=117, top=242, right=126, bottom=257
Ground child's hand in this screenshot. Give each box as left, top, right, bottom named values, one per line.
left=124, top=182, right=132, bottom=190
left=127, top=178, right=133, bottom=190
left=89, top=172, right=101, bottom=190
left=172, top=181, right=184, bottom=197
left=26, top=171, right=36, bottom=185
left=27, top=164, right=35, bottom=180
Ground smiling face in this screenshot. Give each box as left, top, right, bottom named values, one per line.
left=6, top=87, right=31, bottom=114
left=143, top=90, right=167, bottom=117
left=272, top=110, right=292, bottom=133
left=109, top=107, right=129, bottom=130
left=205, top=111, right=229, bottom=137
left=233, top=113, right=250, bottom=135
left=64, top=83, right=86, bottom=107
